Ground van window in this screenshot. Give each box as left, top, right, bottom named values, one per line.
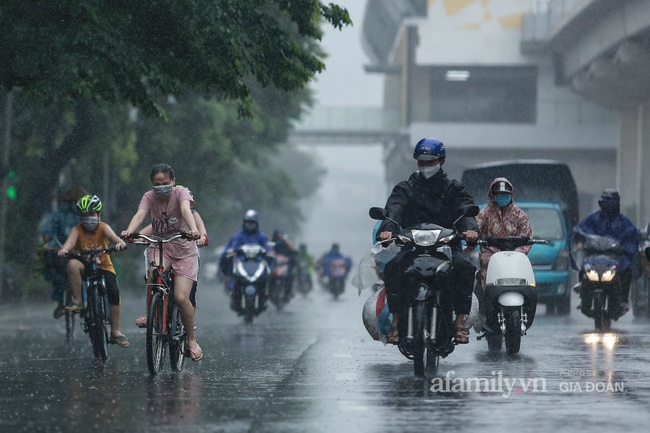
left=461, top=160, right=579, bottom=226
left=521, top=207, right=564, bottom=240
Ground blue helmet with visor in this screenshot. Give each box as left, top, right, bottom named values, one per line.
left=413, top=138, right=446, bottom=161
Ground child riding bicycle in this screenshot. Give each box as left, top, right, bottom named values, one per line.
left=121, top=163, right=203, bottom=362
left=57, top=194, right=129, bottom=347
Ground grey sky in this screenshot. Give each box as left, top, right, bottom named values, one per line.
left=299, top=0, right=388, bottom=263
left=311, top=0, right=383, bottom=108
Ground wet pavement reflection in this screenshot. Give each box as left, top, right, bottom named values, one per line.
left=1, top=283, right=650, bottom=432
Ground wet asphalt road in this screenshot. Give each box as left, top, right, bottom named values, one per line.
left=1, top=280, right=650, bottom=433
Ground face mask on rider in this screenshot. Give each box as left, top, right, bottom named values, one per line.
left=153, top=184, right=173, bottom=197
left=81, top=216, right=100, bottom=231
left=419, top=164, right=440, bottom=179
left=494, top=193, right=512, bottom=207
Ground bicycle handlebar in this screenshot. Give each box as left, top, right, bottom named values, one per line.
left=123, top=232, right=193, bottom=244
left=65, top=246, right=121, bottom=258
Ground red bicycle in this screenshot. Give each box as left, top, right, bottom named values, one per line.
left=127, top=232, right=192, bottom=375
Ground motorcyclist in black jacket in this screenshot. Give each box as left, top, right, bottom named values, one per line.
left=377, top=138, right=480, bottom=345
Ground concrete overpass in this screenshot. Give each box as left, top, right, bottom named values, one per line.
left=288, top=107, right=404, bottom=146
left=522, top=0, right=650, bottom=226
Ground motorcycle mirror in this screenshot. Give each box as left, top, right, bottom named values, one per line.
left=452, top=205, right=480, bottom=228
left=369, top=207, right=387, bottom=220
left=462, top=205, right=480, bottom=218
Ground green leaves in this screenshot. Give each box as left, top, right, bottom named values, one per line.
left=0, top=0, right=351, bottom=118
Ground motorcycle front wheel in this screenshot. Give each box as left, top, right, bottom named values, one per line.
left=244, top=295, right=256, bottom=324
left=504, top=306, right=522, bottom=355
left=411, top=303, right=426, bottom=377
left=593, top=293, right=611, bottom=331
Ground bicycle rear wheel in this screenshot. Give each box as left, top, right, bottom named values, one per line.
left=146, top=292, right=166, bottom=375
left=87, top=284, right=108, bottom=363
left=169, top=302, right=186, bottom=372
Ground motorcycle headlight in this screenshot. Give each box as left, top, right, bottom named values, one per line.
left=601, top=267, right=617, bottom=282
left=412, top=229, right=440, bottom=246
left=585, top=269, right=600, bottom=282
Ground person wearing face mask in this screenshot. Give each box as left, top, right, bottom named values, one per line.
left=573, top=189, right=641, bottom=316
left=122, top=163, right=203, bottom=361
left=474, top=178, right=532, bottom=324
left=57, top=195, right=129, bottom=347
left=377, top=137, right=480, bottom=345
left=40, top=184, right=87, bottom=318
left=476, top=178, right=533, bottom=289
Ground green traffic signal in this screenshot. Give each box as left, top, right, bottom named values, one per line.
left=6, top=170, right=16, bottom=200
left=6, top=185, right=16, bottom=200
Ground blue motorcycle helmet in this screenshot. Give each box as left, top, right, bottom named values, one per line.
left=413, top=138, right=446, bottom=162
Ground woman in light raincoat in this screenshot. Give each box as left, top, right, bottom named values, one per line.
left=476, top=177, right=533, bottom=289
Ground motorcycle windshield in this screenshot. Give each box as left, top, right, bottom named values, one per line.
left=570, top=232, right=621, bottom=268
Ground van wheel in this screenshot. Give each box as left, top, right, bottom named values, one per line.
left=555, top=295, right=571, bottom=316
left=546, top=299, right=557, bottom=315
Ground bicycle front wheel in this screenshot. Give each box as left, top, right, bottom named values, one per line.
left=64, top=289, right=75, bottom=343
left=146, top=292, right=166, bottom=375
left=169, top=302, right=186, bottom=372
left=87, top=284, right=108, bottom=363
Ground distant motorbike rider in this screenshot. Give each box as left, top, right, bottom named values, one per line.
left=573, top=189, right=641, bottom=316
left=316, top=243, right=352, bottom=281
left=272, top=229, right=298, bottom=271
left=297, top=243, right=315, bottom=273
left=376, top=138, right=480, bottom=345
left=219, top=209, right=272, bottom=282
left=296, top=243, right=315, bottom=287
left=271, top=229, right=298, bottom=297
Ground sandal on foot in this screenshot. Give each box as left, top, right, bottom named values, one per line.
left=65, top=304, right=84, bottom=314
left=454, top=326, right=470, bottom=344
left=387, top=324, right=399, bottom=345
left=53, top=303, right=65, bottom=319
left=186, top=342, right=203, bottom=362
left=109, top=334, right=129, bottom=348
left=135, top=315, right=147, bottom=328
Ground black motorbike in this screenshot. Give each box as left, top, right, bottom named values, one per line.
left=369, top=205, right=479, bottom=377
left=228, top=244, right=271, bottom=323
left=570, top=231, right=623, bottom=331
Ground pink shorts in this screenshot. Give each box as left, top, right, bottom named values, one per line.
left=147, top=240, right=199, bottom=282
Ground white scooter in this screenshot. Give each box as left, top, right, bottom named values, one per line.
left=476, top=236, right=548, bottom=355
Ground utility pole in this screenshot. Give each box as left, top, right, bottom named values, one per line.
left=0, top=89, right=13, bottom=300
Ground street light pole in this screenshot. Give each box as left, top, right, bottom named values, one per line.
left=0, top=89, right=14, bottom=300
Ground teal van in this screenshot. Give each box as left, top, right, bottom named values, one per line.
left=516, top=202, right=572, bottom=315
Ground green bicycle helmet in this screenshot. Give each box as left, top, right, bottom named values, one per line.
left=76, top=194, right=103, bottom=214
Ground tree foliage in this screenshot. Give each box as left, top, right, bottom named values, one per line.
left=0, top=0, right=351, bottom=117
left=0, top=1, right=349, bottom=293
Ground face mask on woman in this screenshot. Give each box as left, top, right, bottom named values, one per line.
left=494, top=194, right=512, bottom=207
left=153, top=184, right=173, bottom=197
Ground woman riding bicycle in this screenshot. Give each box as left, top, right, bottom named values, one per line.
left=121, top=163, right=203, bottom=362
left=57, top=194, right=129, bottom=347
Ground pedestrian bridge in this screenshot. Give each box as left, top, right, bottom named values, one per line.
left=288, top=107, right=403, bottom=145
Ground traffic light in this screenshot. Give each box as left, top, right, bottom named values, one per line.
left=6, top=170, right=16, bottom=200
